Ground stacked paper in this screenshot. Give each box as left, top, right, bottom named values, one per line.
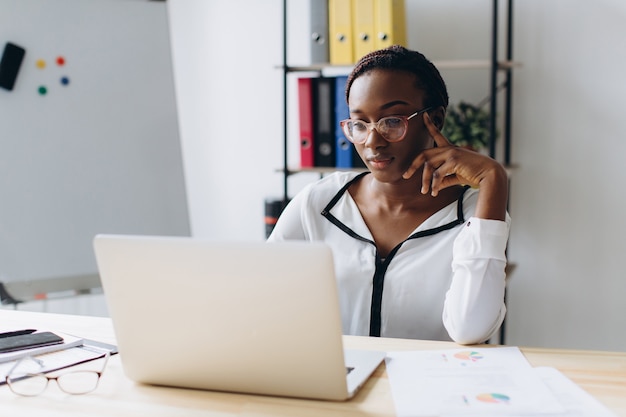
left=386, top=346, right=616, bottom=417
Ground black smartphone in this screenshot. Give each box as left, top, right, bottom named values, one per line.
left=0, top=42, right=26, bottom=91
left=0, top=332, right=63, bottom=353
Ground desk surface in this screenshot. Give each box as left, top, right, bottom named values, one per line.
left=1, top=309, right=625, bottom=416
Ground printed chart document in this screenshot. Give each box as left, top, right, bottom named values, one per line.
left=386, top=346, right=566, bottom=416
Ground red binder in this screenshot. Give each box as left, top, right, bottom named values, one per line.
left=297, top=77, right=314, bottom=168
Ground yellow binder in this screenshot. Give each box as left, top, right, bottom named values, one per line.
left=352, top=0, right=375, bottom=61
left=374, top=0, right=407, bottom=50
left=329, top=0, right=354, bottom=64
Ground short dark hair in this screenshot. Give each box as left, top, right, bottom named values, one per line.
left=345, top=45, right=449, bottom=110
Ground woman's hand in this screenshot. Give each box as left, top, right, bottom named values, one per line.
left=403, top=112, right=509, bottom=221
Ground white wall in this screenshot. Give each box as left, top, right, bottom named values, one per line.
left=168, top=0, right=284, bottom=240
left=168, top=0, right=626, bottom=351
left=506, top=0, right=626, bottom=350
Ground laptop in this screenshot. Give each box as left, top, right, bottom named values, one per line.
left=93, top=235, right=385, bottom=401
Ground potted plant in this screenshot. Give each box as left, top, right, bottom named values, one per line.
left=441, top=101, right=492, bottom=151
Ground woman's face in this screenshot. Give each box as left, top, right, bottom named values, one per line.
left=348, top=69, right=435, bottom=183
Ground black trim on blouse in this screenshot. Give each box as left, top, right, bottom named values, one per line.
left=321, top=173, right=469, bottom=337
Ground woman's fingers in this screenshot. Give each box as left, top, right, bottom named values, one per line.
left=403, top=112, right=450, bottom=180
left=428, top=160, right=465, bottom=196
left=424, top=112, right=453, bottom=148
left=403, top=153, right=425, bottom=180
left=406, top=111, right=490, bottom=196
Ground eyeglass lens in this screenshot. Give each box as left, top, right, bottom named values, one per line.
left=7, top=374, right=49, bottom=396
left=57, top=371, right=101, bottom=394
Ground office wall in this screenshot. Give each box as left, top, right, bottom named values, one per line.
left=168, top=0, right=284, bottom=240
left=171, top=0, right=626, bottom=351
left=0, top=0, right=190, bottom=286
left=505, top=0, right=626, bottom=350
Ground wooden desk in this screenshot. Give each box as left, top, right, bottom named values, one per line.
left=1, top=309, right=625, bottom=416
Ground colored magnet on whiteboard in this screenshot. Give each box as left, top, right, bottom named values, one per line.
left=38, top=86, right=47, bottom=95
left=36, top=59, right=46, bottom=69
left=60, top=76, right=70, bottom=86
left=56, top=56, right=65, bottom=66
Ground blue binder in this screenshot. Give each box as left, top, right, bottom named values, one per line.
left=334, top=75, right=366, bottom=168
left=334, top=76, right=352, bottom=168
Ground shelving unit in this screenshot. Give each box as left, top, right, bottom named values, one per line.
left=279, top=0, right=516, bottom=344
left=280, top=0, right=517, bottom=203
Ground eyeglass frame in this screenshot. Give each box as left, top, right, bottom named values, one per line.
left=340, top=106, right=434, bottom=144
left=5, top=350, right=110, bottom=396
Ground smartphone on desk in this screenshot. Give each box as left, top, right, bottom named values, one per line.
left=0, top=332, right=63, bottom=353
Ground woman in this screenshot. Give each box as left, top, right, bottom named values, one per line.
left=268, top=45, right=510, bottom=345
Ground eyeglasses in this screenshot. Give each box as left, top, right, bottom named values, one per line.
left=340, top=107, right=433, bottom=144
left=5, top=351, right=110, bottom=396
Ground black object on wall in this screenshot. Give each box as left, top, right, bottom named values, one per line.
left=0, top=42, right=25, bottom=91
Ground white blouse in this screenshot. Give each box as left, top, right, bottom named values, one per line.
left=268, top=171, right=510, bottom=344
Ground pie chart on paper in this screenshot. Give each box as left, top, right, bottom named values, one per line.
left=476, top=393, right=511, bottom=404
left=453, top=351, right=484, bottom=362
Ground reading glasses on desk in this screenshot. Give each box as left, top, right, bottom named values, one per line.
left=5, top=350, right=110, bottom=396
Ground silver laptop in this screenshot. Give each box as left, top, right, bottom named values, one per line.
left=93, top=235, right=385, bottom=401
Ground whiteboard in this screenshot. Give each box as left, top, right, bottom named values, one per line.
left=0, top=0, right=190, bottom=283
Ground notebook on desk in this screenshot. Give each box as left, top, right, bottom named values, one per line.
left=93, top=235, right=385, bottom=401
